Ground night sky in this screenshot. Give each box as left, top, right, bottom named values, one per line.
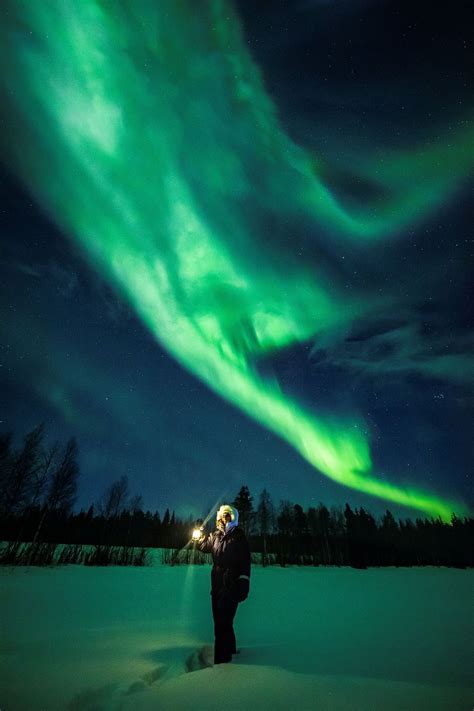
left=1, top=0, right=472, bottom=522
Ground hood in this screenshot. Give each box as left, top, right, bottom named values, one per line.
left=216, top=504, right=239, bottom=533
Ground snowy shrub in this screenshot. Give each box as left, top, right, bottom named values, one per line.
left=0, top=541, right=58, bottom=566
left=56, top=545, right=84, bottom=565
left=161, top=547, right=211, bottom=565
left=83, top=544, right=151, bottom=566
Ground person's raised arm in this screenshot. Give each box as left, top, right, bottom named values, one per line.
left=195, top=524, right=214, bottom=554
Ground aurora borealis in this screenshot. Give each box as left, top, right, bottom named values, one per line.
left=1, top=1, right=472, bottom=520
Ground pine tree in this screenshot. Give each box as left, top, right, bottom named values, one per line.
left=233, top=485, right=254, bottom=535
left=293, top=504, right=307, bottom=534
left=290, top=504, right=307, bottom=562
left=257, top=488, right=275, bottom=565
left=381, top=509, right=398, bottom=532
left=317, top=503, right=332, bottom=564
left=344, top=503, right=356, bottom=566
left=277, top=500, right=293, bottom=537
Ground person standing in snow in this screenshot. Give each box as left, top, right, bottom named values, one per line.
left=196, top=504, right=251, bottom=664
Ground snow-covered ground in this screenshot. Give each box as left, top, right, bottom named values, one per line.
left=0, top=553, right=472, bottom=710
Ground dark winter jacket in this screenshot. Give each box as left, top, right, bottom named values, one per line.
left=198, top=525, right=251, bottom=597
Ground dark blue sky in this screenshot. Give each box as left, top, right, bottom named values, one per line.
left=1, top=0, right=472, bottom=521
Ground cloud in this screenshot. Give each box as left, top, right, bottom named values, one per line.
left=46, top=260, right=79, bottom=297
left=0, top=259, right=42, bottom=278
left=0, top=255, right=79, bottom=296
left=93, top=279, right=134, bottom=324
left=311, top=318, right=474, bottom=387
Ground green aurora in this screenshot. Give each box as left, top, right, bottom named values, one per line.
left=1, top=1, right=472, bottom=520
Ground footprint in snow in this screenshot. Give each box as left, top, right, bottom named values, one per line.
left=185, top=645, right=214, bottom=672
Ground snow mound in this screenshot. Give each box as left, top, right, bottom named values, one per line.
left=121, top=662, right=474, bottom=711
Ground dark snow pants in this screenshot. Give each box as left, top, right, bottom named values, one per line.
left=211, top=590, right=238, bottom=663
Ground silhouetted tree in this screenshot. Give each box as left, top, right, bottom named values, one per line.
left=33, top=442, right=59, bottom=508
left=276, top=500, right=294, bottom=565
left=277, top=500, right=293, bottom=537
left=162, top=508, right=171, bottom=527
left=380, top=509, right=399, bottom=565
left=0, top=431, right=14, bottom=502
left=356, top=507, right=377, bottom=567
left=317, top=504, right=332, bottom=564
left=28, top=442, right=62, bottom=551
left=98, top=475, right=130, bottom=519
left=381, top=509, right=398, bottom=532
left=256, top=488, right=275, bottom=565
left=2, top=428, right=473, bottom=567
left=122, top=494, right=144, bottom=545
left=292, top=504, right=308, bottom=561
left=328, top=506, right=343, bottom=560
left=1, top=423, right=45, bottom=516
left=47, top=438, right=79, bottom=515
left=129, top=495, right=143, bottom=513
left=233, top=485, right=254, bottom=535
left=344, top=503, right=360, bottom=566
left=96, top=474, right=130, bottom=545
left=293, top=504, right=307, bottom=533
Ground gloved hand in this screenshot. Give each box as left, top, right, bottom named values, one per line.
left=192, top=521, right=206, bottom=544
left=237, top=577, right=249, bottom=602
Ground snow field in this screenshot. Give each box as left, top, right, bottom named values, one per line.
left=0, top=560, right=472, bottom=710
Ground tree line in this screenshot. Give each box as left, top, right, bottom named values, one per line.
left=0, top=425, right=472, bottom=568
left=0, top=424, right=193, bottom=559
left=233, top=486, right=473, bottom=568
